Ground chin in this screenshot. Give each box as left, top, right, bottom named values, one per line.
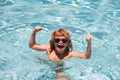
left=56, top=48, right=65, bottom=53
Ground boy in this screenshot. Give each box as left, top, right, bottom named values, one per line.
left=29, top=26, right=91, bottom=80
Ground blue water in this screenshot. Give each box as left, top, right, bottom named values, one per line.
left=0, top=0, right=120, bottom=80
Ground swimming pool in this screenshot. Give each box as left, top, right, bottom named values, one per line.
left=0, top=0, right=120, bottom=80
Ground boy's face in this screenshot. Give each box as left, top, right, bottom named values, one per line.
left=53, top=36, right=69, bottom=54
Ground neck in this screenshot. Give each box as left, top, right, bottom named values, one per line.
left=55, top=51, right=65, bottom=60
left=55, top=50, right=69, bottom=60
left=55, top=50, right=64, bottom=55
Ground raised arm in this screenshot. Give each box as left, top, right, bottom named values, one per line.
left=29, top=26, right=49, bottom=51
left=71, top=34, right=91, bottom=59
left=84, top=34, right=91, bottom=59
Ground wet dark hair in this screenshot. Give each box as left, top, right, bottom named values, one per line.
left=49, top=28, right=73, bottom=52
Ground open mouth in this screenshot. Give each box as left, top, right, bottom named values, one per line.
left=57, top=44, right=64, bottom=49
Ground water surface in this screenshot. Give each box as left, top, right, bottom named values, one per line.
left=0, top=0, right=120, bottom=80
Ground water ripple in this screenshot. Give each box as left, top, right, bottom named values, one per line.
left=0, top=0, right=120, bottom=80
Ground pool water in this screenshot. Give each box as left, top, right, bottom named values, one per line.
left=0, top=0, right=120, bottom=80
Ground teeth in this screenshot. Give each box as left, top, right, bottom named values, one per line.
left=57, top=44, right=63, bottom=46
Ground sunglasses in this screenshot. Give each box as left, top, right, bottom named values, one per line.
left=54, top=38, right=68, bottom=43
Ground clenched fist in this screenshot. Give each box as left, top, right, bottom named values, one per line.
left=86, top=34, right=91, bottom=42
left=34, top=26, right=42, bottom=32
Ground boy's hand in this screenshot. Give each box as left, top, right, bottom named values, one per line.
left=86, top=35, right=91, bottom=42
left=34, top=26, right=42, bottom=32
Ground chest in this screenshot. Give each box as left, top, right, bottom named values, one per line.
left=47, top=51, right=71, bottom=62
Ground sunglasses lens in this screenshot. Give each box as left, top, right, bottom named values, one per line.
left=62, top=39, right=68, bottom=43
left=54, top=38, right=68, bottom=43
left=54, top=38, right=60, bottom=43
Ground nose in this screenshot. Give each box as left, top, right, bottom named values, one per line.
left=59, top=40, right=63, bottom=43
